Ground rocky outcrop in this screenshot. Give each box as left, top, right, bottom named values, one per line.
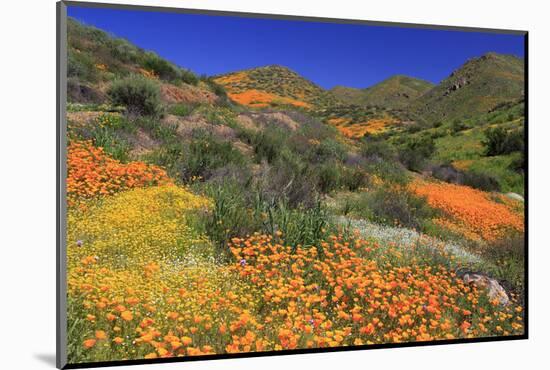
left=463, top=273, right=510, bottom=305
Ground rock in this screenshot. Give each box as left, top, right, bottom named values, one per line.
left=463, top=273, right=510, bottom=305
left=505, top=192, right=524, bottom=202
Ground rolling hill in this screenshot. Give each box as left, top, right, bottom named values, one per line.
left=330, top=75, right=434, bottom=109
left=410, top=52, right=524, bottom=123
left=213, top=65, right=339, bottom=109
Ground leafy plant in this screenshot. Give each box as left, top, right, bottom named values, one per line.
left=108, top=75, right=163, bottom=117
left=483, top=127, right=524, bottom=156
left=399, top=135, right=436, bottom=171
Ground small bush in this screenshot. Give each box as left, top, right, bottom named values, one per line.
left=255, top=159, right=318, bottom=209
left=68, top=50, right=100, bottom=82
left=201, top=181, right=260, bottom=258
left=179, top=68, right=199, bottom=86
left=340, top=166, right=369, bottom=191
left=450, top=119, right=467, bottom=135
left=431, top=164, right=501, bottom=192
left=463, top=170, right=501, bottom=192
left=509, top=152, right=525, bottom=174
left=399, top=136, right=436, bottom=171
left=360, top=137, right=395, bottom=162
left=180, top=130, right=246, bottom=182
left=311, top=139, right=347, bottom=163
left=109, top=38, right=140, bottom=64
left=142, top=52, right=181, bottom=81
left=251, top=127, right=286, bottom=163
left=89, top=127, right=131, bottom=162
left=317, top=162, right=341, bottom=193
left=483, top=127, right=524, bottom=156
left=108, top=75, right=163, bottom=117
left=359, top=187, right=436, bottom=230
left=430, top=164, right=463, bottom=184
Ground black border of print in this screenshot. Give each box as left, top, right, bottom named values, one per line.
left=56, top=1, right=529, bottom=368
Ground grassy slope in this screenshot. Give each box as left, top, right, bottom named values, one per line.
left=331, top=75, right=434, bottom=109
left=390, top=100, right=525, bottom=194
left=411, top=53, right=524, bottom=123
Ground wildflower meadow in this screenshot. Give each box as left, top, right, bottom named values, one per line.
left=63, top=12, right=525, bottom=365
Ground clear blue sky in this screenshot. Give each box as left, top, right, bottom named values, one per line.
left=67, top=5, right=524, bottom=89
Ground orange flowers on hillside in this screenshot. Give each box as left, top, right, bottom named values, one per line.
left=327, top=117, right=396, bottom=138
left=411, top=180, right=523, bottom=241
left=67, top=141, right=170, bottom=205
left=227, top=89, right=311, bottom=109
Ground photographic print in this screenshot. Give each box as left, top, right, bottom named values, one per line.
left=58, top=2, right=527, bottom=367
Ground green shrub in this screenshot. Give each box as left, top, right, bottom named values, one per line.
left=254, top=154, right=320, bottom=209
left=108, top=75, right=163, bottom=117
left=201, top=181, right=260, bottom=258
left=180, top=130, right=246, bottom=182
left=450, top=119, right=467, bottom=134
left=109, top=38, right=140, bottom=64
left=483, top=127, right=524, bottom=156
left=340, top=166, right=368, bottom=191
left=180, top=68, right=199, bottom=86
left=509, top=152, right=525, bottom=173
left=359, top=187, right=436, bottom=230
left=360, top=137, right=395, bottom=161
left=311, top=139, right=347, bottom=163
left=142, top=52, right=181, bottom=81
left=399, top=136, right=436, bottom=171
left=317, top=162, right=341, bottom=193
left=463, top=170, right=501, bottom=192
left=251, top=127, right=286, bottom=163
left=68, top=50, right=99, bottom=82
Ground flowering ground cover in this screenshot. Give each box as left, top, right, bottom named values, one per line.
left=411, top=180, right=523, bottom=242
left=66, top=145, right=525, bottom=363
left=67, top=141, right=170, bottom=206
left=64, top=17, right=525, bottom=365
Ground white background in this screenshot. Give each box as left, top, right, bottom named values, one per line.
left=1, top=0, right=548, bottom=369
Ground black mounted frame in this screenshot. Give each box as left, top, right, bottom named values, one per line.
left=56, top=1, right=529, bottom=368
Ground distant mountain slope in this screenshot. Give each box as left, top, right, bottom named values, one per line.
left=213, top=65, right=338, bottom=109
left=410, top=53, right=524, bottom=123
left=331, top=75, right=434, bottom=109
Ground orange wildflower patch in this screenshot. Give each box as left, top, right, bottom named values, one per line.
left=411, top=180, right=523, bottom=241
left=67, top=140, right=170, bottom=205
left=328, top=117, right=396, bottom=138
left=227, top=89, right=311, bottom=109
left=213, top=72, right=251, bottom=86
